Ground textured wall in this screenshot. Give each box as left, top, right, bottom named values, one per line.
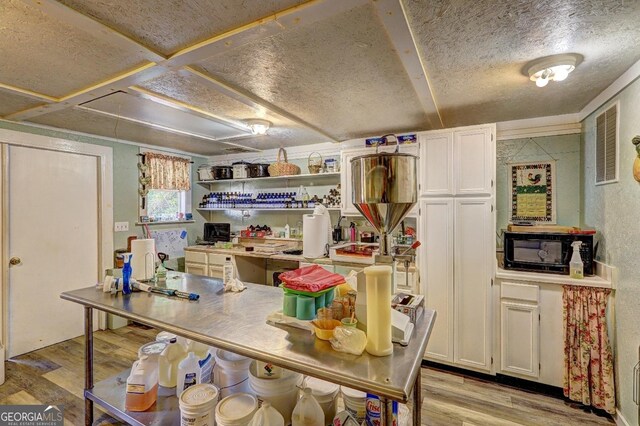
left=582, top=77, right=640, bottom=425
left=496, top=134, right=581, bottom=243
left=0, top=120, right=208, bottom=260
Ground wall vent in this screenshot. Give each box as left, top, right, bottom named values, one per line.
left=224, top=147, right=255, bottom=153
left=595, top=103, right=619, bottom=185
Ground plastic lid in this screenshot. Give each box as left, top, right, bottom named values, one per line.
left=216, top=349, right=251, bottom=366
left=138, top=341, right=167, bottom=358
left=340, top=386, right=367, bottom=399
left=305, top=377, right=340, bottom=397
left=248, top=402, right=285, bottom=426
left=216, top=393, right=258, bottom=422
left=156, top=331, right=177, bottom=342
left=179, top=384, right=219, bottom=409
left=226, top=257, right=231, bottom=261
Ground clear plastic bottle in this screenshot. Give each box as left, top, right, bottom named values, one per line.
left=125, top=355, right=159, bottom=411
left=176, top=352, right=201, bottom=397
left=292, top=387, right=324, bottom=426
left=223, top=257, right=234, bottom=285
left=159, top=337, right=186, bottom=388
left=569, top=241, right=584, bottom=279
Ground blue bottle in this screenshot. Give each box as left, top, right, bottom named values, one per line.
left=122, top=253, right=133, bottom=295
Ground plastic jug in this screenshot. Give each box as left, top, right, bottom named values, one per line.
left=159, top=337, right=186, bottom=388
left=186, top=339, right=210, bottom=359
left=249, top=402, right=285, bottom=426
left=125, top=355, right=158, bottom=412
left=177, top=352, right=201, bottom=397
left=291, top=388, right=324, bottom=426
left=570, top=241, right=584, bottom=279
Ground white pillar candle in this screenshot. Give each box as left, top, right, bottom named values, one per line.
left=364, top=265, right=393, bottom=356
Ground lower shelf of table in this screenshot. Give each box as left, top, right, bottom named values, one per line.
left=85, top=370, right=180, bottom=426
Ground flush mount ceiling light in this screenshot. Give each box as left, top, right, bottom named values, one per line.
left=245, top=119, right=271, bottom=135
left=525, top=53, right=583, bottom=88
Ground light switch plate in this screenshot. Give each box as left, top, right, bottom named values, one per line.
left=114, top=222, right=129, bottom=232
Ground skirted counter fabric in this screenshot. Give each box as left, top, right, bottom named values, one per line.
left=562, top=285, right=615, bottom=414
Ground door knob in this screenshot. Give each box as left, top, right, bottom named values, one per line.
left=9, top=257, right=21, bottom=266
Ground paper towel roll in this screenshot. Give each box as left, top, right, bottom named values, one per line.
left=131, top=239, right=156, bottom=280
left=303, top=214, right=329, bottom=258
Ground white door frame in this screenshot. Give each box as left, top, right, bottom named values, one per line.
left=0, top=128, right=113, bottom=367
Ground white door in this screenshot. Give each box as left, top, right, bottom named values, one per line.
left=420, top=199, right=454, bottom=362
left=500, top=301, right=540, bottom=378
left=453, top=198, right=493, bottom=371
left=419, top=132, right=454, bottom=197
left=454, top=126, right=494, bottom=195
left=7, top=145, right=99, bottom=358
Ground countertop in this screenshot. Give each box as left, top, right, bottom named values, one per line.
left=495, top=261, right=614, bottom=289
left=61, top=275, right=435, bottom=402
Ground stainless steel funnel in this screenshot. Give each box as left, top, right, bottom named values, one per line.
left=351, top=152, right=418, bottom=258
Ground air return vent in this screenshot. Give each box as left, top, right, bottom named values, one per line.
left=224, top=147, right=255, bottom=153
left=595, top=103, right=618, bottom=185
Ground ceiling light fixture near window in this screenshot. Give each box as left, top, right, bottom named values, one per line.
left=246, top=119, right=271, bottom=135
left=525, top=53, right=583, bottom=88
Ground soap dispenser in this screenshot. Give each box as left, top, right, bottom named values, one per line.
left=569, top=241, right=584, bottom=279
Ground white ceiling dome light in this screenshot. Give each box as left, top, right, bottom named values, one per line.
left=245, top=119, right=271, bottom=135
left=525, top=53, right=583, bottom=88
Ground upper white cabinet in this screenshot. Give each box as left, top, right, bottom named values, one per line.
left=341, top=144, right=419, bottom=216
left=419, top=124, right=495, bottom=197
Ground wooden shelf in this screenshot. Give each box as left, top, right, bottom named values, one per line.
left=197, top=172, right=340, bottom=185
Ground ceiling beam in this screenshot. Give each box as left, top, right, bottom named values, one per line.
left=183, top=67, right=340, bottom=143
left=371, top=0, right=443, bottom=129
left=5, top=0, right=367, bottom=124
left=0, top=83, right=57, bottom=103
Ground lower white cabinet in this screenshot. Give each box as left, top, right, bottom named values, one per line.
left=185, top=262, right=207, bottom=277
left=496, top=279, right=563, bottom=386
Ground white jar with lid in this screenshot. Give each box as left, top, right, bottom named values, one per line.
left=179, top=383, right=218, bottom=426
left=215, top=393, right=259, bottom=426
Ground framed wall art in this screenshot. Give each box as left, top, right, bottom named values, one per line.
left=510, top=161, right=556, bottom=223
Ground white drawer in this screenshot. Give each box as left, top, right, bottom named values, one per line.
left=208, top=265, right=223, bottom=279
left=208, top=253, right=228, bottom=265
left=185, top=251, right=207, bottom=264
left=501, top=281, right=539, bottom=303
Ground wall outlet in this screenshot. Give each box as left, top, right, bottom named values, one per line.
left=114, top=222, right=129, bottom=232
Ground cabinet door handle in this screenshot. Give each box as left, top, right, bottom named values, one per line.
left=634, top=361, right=640, bottom=405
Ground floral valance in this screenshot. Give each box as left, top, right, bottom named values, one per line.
left=145, top=152, right=191, bottom=191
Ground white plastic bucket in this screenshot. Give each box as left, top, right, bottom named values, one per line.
left=248, top=361, right=302, bottom=425
left=179, top=383, right=218, bottom=426
left=215, top=393, right=258, bottom=426
left=304, top=377, right=339, bottom=424
left=340, top=386, right=366, bottom=423
left=214, top=350, right=252, bottom=398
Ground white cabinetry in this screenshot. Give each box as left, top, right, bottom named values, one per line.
left=420, top=124, right=494, bottom=197
left=419, top=123, right=496, bottom=373
left=341, top=144, right=419, bottom=216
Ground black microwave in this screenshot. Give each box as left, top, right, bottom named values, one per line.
left=503, top=232, right=595, bottom=276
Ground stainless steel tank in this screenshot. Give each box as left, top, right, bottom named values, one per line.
left=351, top=152, right=418, bottom=258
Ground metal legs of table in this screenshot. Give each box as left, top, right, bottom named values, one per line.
left=413, top=368, right=422, bottom=425
left=84, top=307, right=94, bottom=426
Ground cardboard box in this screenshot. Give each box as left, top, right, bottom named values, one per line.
left=391, top=293, right=424, bottom=324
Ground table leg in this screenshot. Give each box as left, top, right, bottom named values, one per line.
left=84, top=307, right=94, bottom=426
left=385, top=399, right=395, bottom=425
left=413, top=370, right=422, bottom=425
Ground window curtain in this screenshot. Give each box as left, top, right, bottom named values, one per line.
left=562, top=285, right=615, bottom=414
left=145, top=152, right=191, bottom=191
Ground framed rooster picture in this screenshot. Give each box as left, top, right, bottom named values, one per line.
left=510, top=161, right=556, bottom=223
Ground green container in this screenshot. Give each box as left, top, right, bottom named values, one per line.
left=314, top=293, right=326, bottom=315
left=324, top=287, right=335, bottom=307
left=296, top=296, right=315, bottom=320
left=283, top=293, right=297, bottom=317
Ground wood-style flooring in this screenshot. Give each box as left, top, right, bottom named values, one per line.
left=0, top=324, right=614, bottom=426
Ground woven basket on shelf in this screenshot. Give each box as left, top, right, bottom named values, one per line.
left=308, top=152, right=323, bottom=174
left=268, top=148, right=301, bottom=177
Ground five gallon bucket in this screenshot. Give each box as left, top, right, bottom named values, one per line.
left=214, top=350, right=252, bottom=398
left=340, top=386, right=367, bottom=423
left=215, top=393, right=259, bottom=426
left=248, top=361, right=302, bottom=425
left=179, top=383, right=218, bottom=426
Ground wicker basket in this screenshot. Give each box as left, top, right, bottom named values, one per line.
left=308, top=152, right=323, bottom=174
left=268, top=148, right=301, bottom=177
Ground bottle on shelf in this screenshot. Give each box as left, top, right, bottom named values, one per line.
left=223, top=257, right=234, bottom=285
left=159, top=337, right=187, bottom=388
left=125, top=355, right=159, bottom=412
left=176, top=352, right=201, bottom=397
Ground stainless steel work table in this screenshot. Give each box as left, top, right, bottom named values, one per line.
left=61, top=273, right=435, bottom=426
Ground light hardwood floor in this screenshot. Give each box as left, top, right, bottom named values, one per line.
left=0, top=324, right=614, bottom=425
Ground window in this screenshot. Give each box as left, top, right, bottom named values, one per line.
left=595, top=102, right=619, bottom=185
left=140, top=150, right=192, bottom=222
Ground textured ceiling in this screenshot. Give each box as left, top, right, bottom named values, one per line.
left=56, top=0, right=305, bottom=56
left=2, top=0, right=640, bottom=154
left=196, top=3, right=430, bottom=141
left=0, top=0, right=152, bottom=98
left=402, top=0, right=640, bottom=127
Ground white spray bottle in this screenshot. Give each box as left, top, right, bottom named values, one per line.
left=569, top=241, right=584, bottom=279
